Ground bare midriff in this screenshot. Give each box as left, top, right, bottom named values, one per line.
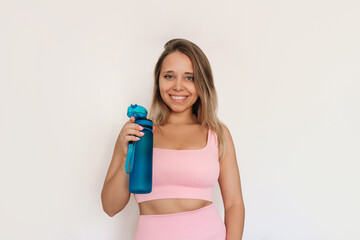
left=138, top=199, right=213, bottom=215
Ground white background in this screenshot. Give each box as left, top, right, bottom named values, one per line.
left=1, top=0, right=359, bottom=239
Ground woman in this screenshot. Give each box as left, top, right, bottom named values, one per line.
left=101, top=38, right=245, bottom=239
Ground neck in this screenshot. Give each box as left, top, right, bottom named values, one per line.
left=166, top=109, right=197, bottom=126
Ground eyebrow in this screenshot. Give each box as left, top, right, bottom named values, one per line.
left=163, top=70, right=193, bottom=74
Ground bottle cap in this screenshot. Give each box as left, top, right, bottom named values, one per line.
left=127, top=104, right=148, bottom=119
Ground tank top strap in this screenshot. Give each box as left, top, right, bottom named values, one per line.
left=208, top=128, right=218, bottom=148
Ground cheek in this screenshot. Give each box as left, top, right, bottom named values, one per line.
left=158, top=81, right=165, bottom=95
left=159, top=81, right=171, bottom=100
left=159, top=79, right=171, bottom=91
left=189, top=84, right=198, bottom=96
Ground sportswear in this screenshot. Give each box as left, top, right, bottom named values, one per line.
left=134, top=128, right=219, bottom=203
left=134, top=202, right=226, bottom=240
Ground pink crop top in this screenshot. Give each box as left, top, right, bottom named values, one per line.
left=134, top=128, right=220, bottom=203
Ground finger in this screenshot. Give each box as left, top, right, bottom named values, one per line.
left=127, top=123, right=144, bottom=131
left=125, top=135, right=140, bottom=142
left=128, top=116, right=135, bottom=123
left=126, top=128, right=145, bottom=137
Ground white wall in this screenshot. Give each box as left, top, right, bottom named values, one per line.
left=1, top=0, right=359, bottom=239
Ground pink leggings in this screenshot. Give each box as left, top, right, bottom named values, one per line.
left=134, top=202, right=226, bottom=240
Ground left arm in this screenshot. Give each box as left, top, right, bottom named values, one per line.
left=218, top=124, right=245, bottom=240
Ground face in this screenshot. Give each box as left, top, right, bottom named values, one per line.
left=159, top=51, right=199, bottom=113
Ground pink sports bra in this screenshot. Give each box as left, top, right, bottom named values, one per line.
left=134, top=128, right=220, bottom=203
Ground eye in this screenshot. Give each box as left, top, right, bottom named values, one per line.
left=186, top=76, right=194, bottom=81
left=164, top=74, right=173, bottom=79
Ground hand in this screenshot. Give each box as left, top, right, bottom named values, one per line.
left=116, top=116, right=145, bottom=157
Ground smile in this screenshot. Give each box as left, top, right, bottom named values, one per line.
left=170, top=95, right=188, bottom=102
left=171, top=95, right=187, bottom=99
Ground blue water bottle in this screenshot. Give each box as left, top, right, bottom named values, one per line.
left=125, top=104, right=153, bottom=194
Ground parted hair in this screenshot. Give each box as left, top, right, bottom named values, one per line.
left=148, top=38, right=227, bottom=160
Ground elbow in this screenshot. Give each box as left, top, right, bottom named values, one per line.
left=101, top=194, right=123, bottom=217
left=101, top=199, right=115, bottom=217
left=101, top=188, right=130, bottom=217
left=102, top=202, right=123, bottom=217
left=105, top=210, right=117, bottom=217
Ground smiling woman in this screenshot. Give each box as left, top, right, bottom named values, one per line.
left=101, top=38, right=245, bottom=240
left=158, top=51, right=199, bottom=108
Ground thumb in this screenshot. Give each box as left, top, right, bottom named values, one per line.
left=129, top=116, right=135, bottom=122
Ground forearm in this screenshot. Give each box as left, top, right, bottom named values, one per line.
left=224, top=202, right=245, bottom=240
left=101, top=156, right=130, bottom=216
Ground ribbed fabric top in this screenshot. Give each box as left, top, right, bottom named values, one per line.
left=134, top=128, right=219, bottom=203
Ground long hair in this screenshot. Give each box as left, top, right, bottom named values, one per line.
left=148, top=38, right=227, bottom=160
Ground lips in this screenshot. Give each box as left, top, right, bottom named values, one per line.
left=169, top=94, right=188, bottom=102
left=170, top=95, right=188, bottom=99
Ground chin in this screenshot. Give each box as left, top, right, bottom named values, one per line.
left=168, top=106, right=188, bottom=113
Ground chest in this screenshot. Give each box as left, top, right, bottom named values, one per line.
left=152, top=148, right=219, bottom=187
left=153, top=127, right=208, bottom=150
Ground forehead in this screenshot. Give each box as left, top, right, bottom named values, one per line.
left=161, top=52, right=194, bottom=73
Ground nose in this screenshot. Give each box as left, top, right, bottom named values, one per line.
left=173, top=78, right=183, bottom=91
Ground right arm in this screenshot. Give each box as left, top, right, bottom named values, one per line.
left=101, top=116, right=144, bottom=217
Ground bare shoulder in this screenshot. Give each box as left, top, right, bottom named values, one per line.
left=220, top=123, right=230, bottom=134
left=220, top=123, right=233, bottom=143
left=218, top=123, right=236, bottom=162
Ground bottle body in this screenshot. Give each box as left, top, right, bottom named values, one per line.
left=128, top=119, right=153, bottom=194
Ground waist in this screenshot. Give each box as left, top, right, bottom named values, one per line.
left=138, top=198, right=213, bottom=215
left=134, top=185, right=214, bottom=203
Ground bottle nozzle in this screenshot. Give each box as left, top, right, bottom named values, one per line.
left=127, top=104, right=147, bottom=119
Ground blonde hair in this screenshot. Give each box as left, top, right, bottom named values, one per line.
left=148, top=38, right=227, bottom=160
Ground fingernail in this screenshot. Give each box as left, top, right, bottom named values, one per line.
left=139, top=126, right=143, bottom=130
left=140, top=132, right=144, bottom=135
left=136, top=137, right=140, bottom=140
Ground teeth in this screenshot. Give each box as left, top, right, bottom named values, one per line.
left=171, top=95, right=187, bottom=100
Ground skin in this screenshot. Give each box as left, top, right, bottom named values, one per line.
left=102, top=51, right=245, bottom=239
